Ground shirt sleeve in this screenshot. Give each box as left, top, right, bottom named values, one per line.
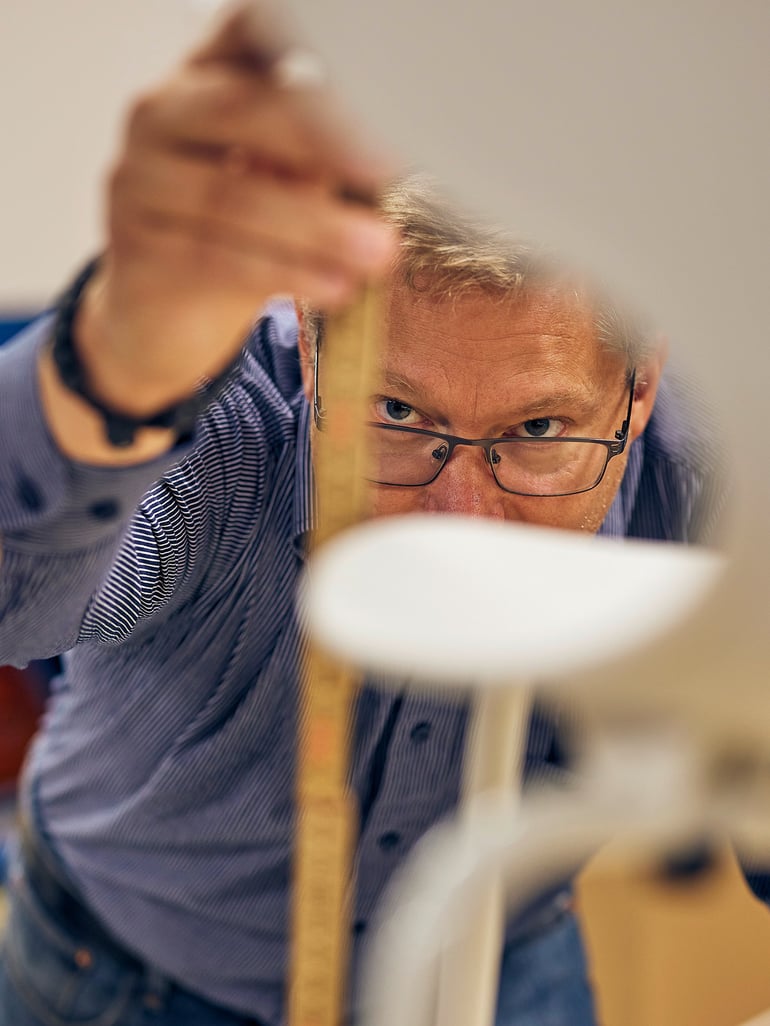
left=0, top=318, right=194, bottom=665
left=0, top=312, right=295, bottom=667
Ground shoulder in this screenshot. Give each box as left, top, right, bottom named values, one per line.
left=645, top=367, right=717, bottom=465
left=242, top=299, right=304, bottom=406
left=188, top=300, right=304, bottom=461
left=627, top=365, right=727, bottom=544
left=134, top=302, right=306, bottom=560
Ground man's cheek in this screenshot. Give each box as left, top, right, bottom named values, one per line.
left=368, top=486, right=424, bottom=520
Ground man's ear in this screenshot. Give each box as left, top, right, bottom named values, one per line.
left=295, top=302, right=315, bottom=404
left=629, top=334, right=668, bottom=443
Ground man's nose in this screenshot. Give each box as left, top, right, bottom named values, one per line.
left=424, top=445, right=507, bottom=519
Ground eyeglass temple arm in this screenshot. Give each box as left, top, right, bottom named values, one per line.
left=313, top=324, right=328, bottom=429
left=615, top=367, right=637, bottom=441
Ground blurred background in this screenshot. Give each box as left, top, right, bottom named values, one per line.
left=2, top=3, right=770, bottom=1024
left=0, top=0, right=213, bottom=311
left=0, top=0, right=214, bottom=911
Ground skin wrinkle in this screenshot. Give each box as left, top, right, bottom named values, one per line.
left=375, top=369, right=602, bottom=428
left=381, top=284, right=620, bottom=438
left=298, top=275, right=663, bottom=534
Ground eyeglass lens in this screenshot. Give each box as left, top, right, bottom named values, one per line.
left=365, top=426, right=612, bottom=496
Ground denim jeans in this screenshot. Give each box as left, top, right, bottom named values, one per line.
left=0, top=835, right=262, bottom=1026
left=495, top=910, right=597, bottom=1026
left=0, top=834, right=596, bottom=1026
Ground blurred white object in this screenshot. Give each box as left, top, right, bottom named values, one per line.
left=303, top=518, right=724, bottom=1026
left=303, top=516, right=723, bottom=686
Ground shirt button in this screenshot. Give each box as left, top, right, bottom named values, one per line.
left=17, top=476, right=43, bottom=511
left=89, top=498, right=120, bottom=521
left=410, top=721, right=432, bottom=744
left=378, top=831, right=402, bottom=852
left=353, top=920, right=367, bottom=935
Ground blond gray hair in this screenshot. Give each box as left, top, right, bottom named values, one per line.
left=305, top=174, right=655, bottom=370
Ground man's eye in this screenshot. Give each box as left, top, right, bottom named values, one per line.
left=514, top=418, right=566, bottom=439
left=375, top=399, right=419, bottom=424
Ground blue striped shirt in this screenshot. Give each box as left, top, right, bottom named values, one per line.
left=0, top=302, right=724, bottom=1021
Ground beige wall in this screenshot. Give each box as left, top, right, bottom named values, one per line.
left=0, top=1, right=212, bottom=308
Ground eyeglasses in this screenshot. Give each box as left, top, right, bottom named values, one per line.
left=314, top=347, right=635, bottom=497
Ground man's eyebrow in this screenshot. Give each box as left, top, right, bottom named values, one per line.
left=377, top=371, right=598, bottom=416
left=377, top=369, right=424, bottom=397
left=514, top=389, right=598, bottom=417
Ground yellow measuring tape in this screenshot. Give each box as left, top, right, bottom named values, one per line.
left=288, top=284, right=382, bottom=1026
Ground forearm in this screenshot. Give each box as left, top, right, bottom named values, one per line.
left=37, top=263, right=194, bottom=467
left=38, top=345, right=178, bottom=467
left=32, top=2, right=395, bottom=466
left=0, top=319, right=187, bottom=663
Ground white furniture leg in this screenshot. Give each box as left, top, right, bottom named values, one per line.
left=433, top=686, right=532, bottom=1026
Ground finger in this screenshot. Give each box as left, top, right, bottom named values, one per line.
left=129, top=65, right=320, bottom=173
left=107, top=148, right=394, bottom=299
left=188, top=2, right=295, bottom=73
left=183, top=4, right=399, bottom=194
left=110, top=202, right=364, bottom=312
left=277, top=84, right=398, bottom=203
left=120, top=142, right=395, bottom=270
left=112, top=143, right=396, bottom=278
left=131, top=63, right=396, bottom=208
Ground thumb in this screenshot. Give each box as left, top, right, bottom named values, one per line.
left=188, top=1, right=295, bottom=72
left=188, top=2, right=399, bottom=196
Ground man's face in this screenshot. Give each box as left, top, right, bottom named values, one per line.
left=302, top=279, right=661, bottom=534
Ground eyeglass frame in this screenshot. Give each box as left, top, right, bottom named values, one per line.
left=313, top=338, right=636, bottom=498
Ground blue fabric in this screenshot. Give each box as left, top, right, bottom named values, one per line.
left=0, top=314, right=39, bottom=347
left=1, top=816, right=595, bottom=1026
left=0, top=841, right=261, bottom=1026
left=495, top=912, right=597, bottom=1026
left=0, top=305, right=722, bottom=1024
left=1, top=842, right=590, bottom=1026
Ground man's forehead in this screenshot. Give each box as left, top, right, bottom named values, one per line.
left=384, top=277, right=599, bottom=345
left=376, top=361, right=600, bottom=414
left=381, top=281, right=615, bottom=384
left=374, top=278, right=629, bottom=422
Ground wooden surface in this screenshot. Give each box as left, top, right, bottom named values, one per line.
left=578, top=843, right=770, bottom=1026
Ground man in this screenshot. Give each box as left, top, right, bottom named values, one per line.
left=0, top=7, right=722, bottom=1026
